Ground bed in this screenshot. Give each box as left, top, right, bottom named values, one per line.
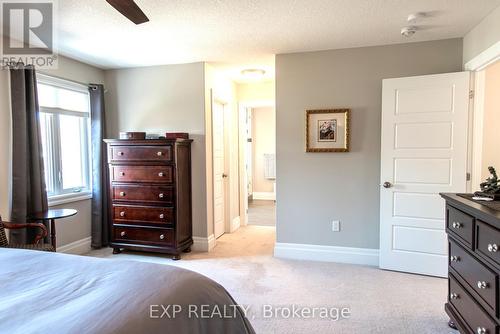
left=0, top=249, right=255, bottom=334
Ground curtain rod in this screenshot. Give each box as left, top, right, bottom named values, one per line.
left=5, top=65, right=107, bottom=92
left=37, top=71, right=107, bottom=92
left=37, top=71, right=103, bottom=89
left=2, top=61, right=34, bottom=70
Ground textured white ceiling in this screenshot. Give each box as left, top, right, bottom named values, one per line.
left=56, top=0, right=500, bottom=73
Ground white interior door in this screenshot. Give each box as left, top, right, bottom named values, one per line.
left=379, top=72, right=470, bottom=277
left=213, top=101, right=226, bottom=239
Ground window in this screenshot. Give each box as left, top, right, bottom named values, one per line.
left=37, top=74, right=92, bottom=203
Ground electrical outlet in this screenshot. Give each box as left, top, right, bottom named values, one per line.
left=332, top=220, right=340, bottom=232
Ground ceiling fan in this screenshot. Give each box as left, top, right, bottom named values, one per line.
left=106, top=0, right=149, bottom=25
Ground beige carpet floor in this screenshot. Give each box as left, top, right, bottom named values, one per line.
left=86, top=226, right=454, bottom=334
left=247, top=200, right=276, bottom=226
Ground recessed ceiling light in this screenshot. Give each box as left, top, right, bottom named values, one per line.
left=241, top=69, right=266, bottom=79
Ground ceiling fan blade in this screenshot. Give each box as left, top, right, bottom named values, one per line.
left=106, top=0, right=149, bottom=25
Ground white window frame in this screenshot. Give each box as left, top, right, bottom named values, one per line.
left=37, top=73, right=93, bottom=206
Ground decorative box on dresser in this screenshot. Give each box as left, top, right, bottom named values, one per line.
left=441, top=193, right=500, bottom=334
left=105, top=139, right=193, bottom=260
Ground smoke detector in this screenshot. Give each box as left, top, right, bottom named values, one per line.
left=407, top=12, right=425, bottom=24
left=401, top=26, right=417, bottom=38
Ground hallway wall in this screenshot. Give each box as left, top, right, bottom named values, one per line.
left=481, top=60, right=500, bottom=180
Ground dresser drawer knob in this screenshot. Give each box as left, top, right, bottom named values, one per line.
left=157, top=151, right=163, bottom=156
left=452, top=222, right=462, bottom=229
left=450, top=293, right=459, bottom=300
left=120, top=172, right=125, bottom=176
left=477, top=281, right=489, bottom=289
left=159, top=193, right=164, bottom=199
left=120, top=211, right=126, bottom=217
left=160, top=234, right=165, bottom=240
left=450, top=256, right=459, bottom=262
left=118, top=151, right=124, bottom=156
left=477, top=327, right=487, bottom=334
left=119, top=192, right=126, bottom=197
left=159, top=214, right=165, bottom=219
left=158, top=172, right=165, bottom=177
left=120, top=231, right=126, bottom=237
left=487, top=244, right=498, bottom=253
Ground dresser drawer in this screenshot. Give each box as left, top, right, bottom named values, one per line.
left=111, top=146, right=172, bottom=162
left=449, top=275, right=498, bottom=334
left=477, top=220, right=500, bottom=268
left=112, top=185, right=174, bottom=204
left=113, top=226, right=174, bottom=246
left=450, top=241, right=497, bottom=312
left=447, top=206, right=474, bottom=246
left=111, top=166, right=173, bottom=183
left=113, top=205, right=174, bottom=225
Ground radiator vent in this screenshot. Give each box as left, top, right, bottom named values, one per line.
left=264, top=154, right=276, bottom=180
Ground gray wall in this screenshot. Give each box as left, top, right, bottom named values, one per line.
left=0, top=56, right=105, bottom=247
left=104, top=63, right=208, bottom=237
left=276, top=38, right=463, bottom=249
left=463, top=4, right=500, bottom=64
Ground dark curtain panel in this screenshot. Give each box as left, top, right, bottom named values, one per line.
left=89, top=84, right=109, bottom=248
left=10, top=65, right=48, bottom=243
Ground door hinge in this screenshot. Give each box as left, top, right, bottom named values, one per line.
left=466, top=172, right=471, bottom=181
left=469, top=90, right=475, bottom=99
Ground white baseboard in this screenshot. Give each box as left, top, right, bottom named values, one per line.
left=192, top=234, right=216, bottom=252
left=241, top=214, right=248, bottom=226
left=230, top=216, right=241, bottom=233
left=252, top=192, right=276, bottom=201
left=274, top=242, right=379, bottom=266
left=58, top=237, right=92, bottom=255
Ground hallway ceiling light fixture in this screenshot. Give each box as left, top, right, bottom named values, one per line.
left=401, top=12, right=427, bottom=38
left=241, top=69, right=266, bottom=80
left=401, top=26, right=417, bottom=38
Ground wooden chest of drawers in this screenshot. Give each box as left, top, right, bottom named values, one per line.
left=105, top=139, right=193, bottom=260
left=441, top=193, right=500, bottom=334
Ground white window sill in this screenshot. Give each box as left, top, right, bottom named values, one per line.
left=48, top=192, right=93, bottom=207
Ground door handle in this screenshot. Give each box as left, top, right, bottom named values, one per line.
left=382, top=182, right=393, bottom=188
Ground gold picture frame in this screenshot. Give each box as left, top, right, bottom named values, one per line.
left=306, top=109, right=350, bottom=152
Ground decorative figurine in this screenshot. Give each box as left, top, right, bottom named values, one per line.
left=475, top=166, right=500, bottom=200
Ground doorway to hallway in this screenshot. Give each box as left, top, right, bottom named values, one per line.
left=248, top=200, right=275, bottom=226
left=241, top=103, right=276, bottom=228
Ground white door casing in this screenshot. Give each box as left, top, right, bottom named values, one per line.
left=246, top=108, right=253, bottom=197
left=238, top=101, right=275, bottom=227
left=379, top=72, right=470, bottom=277
left=213, top=100, right=226, bottom=239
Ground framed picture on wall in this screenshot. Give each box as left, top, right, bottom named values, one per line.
left=306, top=109, right=350, bottom=152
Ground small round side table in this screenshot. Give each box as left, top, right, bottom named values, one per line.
left=29, top=209, right=78, bottom=251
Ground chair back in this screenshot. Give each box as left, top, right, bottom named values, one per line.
left=0, top=216, right=8, bottom=247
